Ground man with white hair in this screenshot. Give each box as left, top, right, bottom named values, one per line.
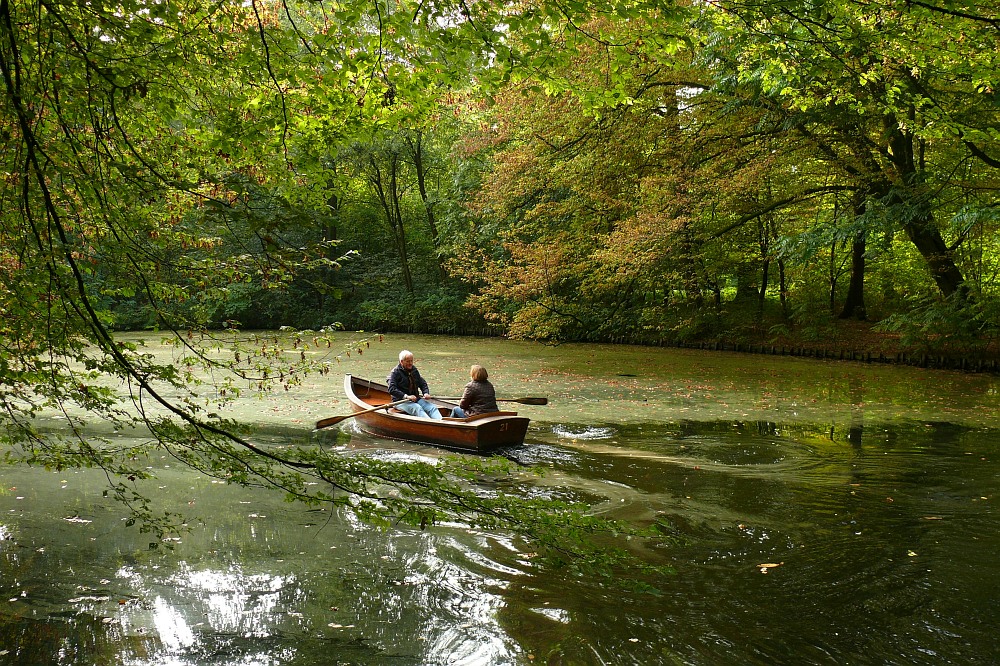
left=386, top=350, right=466, bottom=419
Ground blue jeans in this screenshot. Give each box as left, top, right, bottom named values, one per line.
left=450, top=406, right=467, bottom=418
left=397, top=398, right=442, bottom=419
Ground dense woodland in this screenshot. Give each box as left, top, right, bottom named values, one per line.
left=3, top=0, right=995, bottom=353
left=1, top=0, right=999, bottom=549
left=83, top=1, right=1000, bottom=358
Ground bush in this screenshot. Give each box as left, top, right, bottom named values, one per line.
left=876, top=291, right=1000, bottom=355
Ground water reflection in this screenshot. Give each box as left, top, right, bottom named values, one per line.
left=4, top=413, right=1000, bottom=665
left=5, top=334, right=1000, bottom=664
left=498, top=417, right=1000, bottom=664
left=149, top=597, right=196, bottom=654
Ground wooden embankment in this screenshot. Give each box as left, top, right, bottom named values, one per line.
left=646, top=340, right=1000, bottom=374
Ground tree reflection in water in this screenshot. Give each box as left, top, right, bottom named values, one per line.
left=3, top=334, right=999, bottom=664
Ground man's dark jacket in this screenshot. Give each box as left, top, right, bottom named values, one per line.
left=386, top=364, right=431, bottom=400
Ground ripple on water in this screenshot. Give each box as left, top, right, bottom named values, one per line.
left=551, top=424, right=616, bottom=440
left=676, top=434, right=788, bottom=466
left=504, top=442, right=581, bottom=467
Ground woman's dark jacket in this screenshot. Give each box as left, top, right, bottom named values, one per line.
left=386, top=364, right=431, bottom=400
left=460, top=380, right=499, bottom=415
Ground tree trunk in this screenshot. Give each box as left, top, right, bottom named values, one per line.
left=318, top=189, right=341, bottom=311
left=884, top=115, right=967, bottom=298
left=758, top=258, right=769, bottom=316
left=734, top=263, right=758, bottom=303
left=388, top=157, right=414, bottom=295
left=828, top=240, right=838, bottom=312
left=757, top=216, right=774, bottom=316
left=778, top=259, right=788, bottom=318
left=838, top=233, right=867, bottom=319
left=407, top=131, right=446, bottom=281
left=901, top=218, right=966, bottom=298
left=369, top=154, right=414, bottom=295
left=325, top=192, right=339, bottom=243
left=839, top=194, right=867, bottom=320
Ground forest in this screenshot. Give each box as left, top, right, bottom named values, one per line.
left=1, top=0, right=999, bottom=548
left=4, top=0, right=997, bottom=355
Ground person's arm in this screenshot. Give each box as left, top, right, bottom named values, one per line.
left=459, top=384, right=473, bottom=412
left=386, top=368, right=408, bottom=400
left=483, top=381, right=499, bottom=412
left=415, top=370, right=431, bottom=398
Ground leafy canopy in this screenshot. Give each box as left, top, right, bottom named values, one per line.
left=0, top=0, right=679, bottom=572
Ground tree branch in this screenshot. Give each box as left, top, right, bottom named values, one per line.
left=709, top=186, right=855, bottom=239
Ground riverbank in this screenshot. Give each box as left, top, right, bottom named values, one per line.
left=330, top=319, right=1000, bottom=374
left=677, top=320, right=1000, bottom=374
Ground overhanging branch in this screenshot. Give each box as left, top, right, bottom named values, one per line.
left=709, top=185, right=855, bottom=239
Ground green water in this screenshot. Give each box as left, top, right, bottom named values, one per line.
left=2, top=333, right=999, bottom=664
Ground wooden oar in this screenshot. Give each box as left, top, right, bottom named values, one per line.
left=314, top=398, right=411, bottom=430
left=435, top=396, right=548, bottom=405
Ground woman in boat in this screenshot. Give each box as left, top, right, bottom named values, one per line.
left=459, top=364, right=499, bottom=416
left=386, top=350, right=447, bottom=419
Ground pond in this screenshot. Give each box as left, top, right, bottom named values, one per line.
left=2, top=333, right=999, bottom=665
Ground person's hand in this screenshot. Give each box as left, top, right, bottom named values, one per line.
left=408, top=394, right=418, bottom=401
left=422, top=393, right=432, bottom=399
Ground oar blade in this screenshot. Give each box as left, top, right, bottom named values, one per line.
left=314, top=415, right=348, bottom=430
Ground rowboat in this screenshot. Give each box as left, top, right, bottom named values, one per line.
left=337, top=374, right=530, bottom=453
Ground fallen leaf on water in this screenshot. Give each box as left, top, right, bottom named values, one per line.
left=908, top=550, right=918, bottom=557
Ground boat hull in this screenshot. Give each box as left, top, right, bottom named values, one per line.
left=341, top=374, right=529, bottom=453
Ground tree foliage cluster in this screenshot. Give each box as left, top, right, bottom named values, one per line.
left=0, top=0, right=685, bottom=568
left=7, top=0, right=992, bottom=350
left=453, top=1, right=1000, bottom=352
left=1, top=0, right=998, bottom=562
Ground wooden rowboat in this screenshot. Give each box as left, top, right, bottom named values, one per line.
left=340, top=374, right=530, bottom=453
